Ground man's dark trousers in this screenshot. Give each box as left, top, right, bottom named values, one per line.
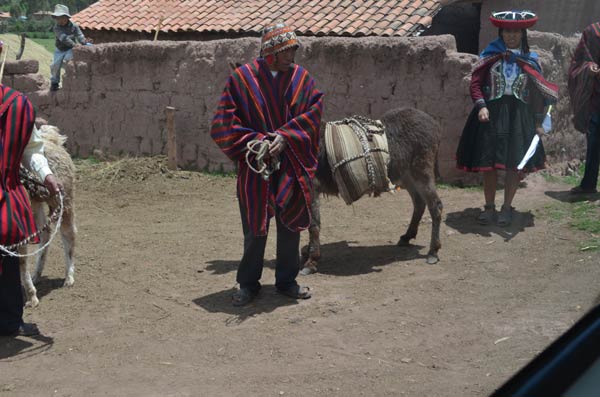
left=0, top=253, right=24, bottom=335
left=581, top=112, right=600, bottom=191
left=237, top=205, right=300, bottom=292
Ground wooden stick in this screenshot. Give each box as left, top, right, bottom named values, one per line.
left=154, top=17, right=164, bottom=41
left=165, top=106, right=177, bottom=170
left=0, top=43, right=9, bottom=84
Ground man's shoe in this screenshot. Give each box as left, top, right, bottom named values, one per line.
left=570, top=186, right=598, bottom=195
left=232, top=287, right=259, bottom=307
left=12, top=323, right=40, bottom=337
left=50, top=83, right=59, bottom=91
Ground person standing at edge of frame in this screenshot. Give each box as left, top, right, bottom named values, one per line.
left=568, top=22, right=600, bottom=195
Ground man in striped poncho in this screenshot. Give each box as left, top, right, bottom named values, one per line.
left=210, top=22, right=323, bottom=306
left=1, top=83, right=62, bottom=336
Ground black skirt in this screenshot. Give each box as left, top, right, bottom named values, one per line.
left=456, top=95, right=545, bottom=173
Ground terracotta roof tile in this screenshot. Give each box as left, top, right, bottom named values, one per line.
left=73, top=0, right=442, bottom=37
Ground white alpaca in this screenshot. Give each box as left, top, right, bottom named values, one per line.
left=19, top=125, right=77, bottom=308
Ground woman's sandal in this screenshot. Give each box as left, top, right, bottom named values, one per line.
left=232, top=287, right=259, bottom=307
left=497, top=205, right=513, bottom=227
left=477, top=204, right=496, bottom=225
left=277, top=285, right=311, bottom=300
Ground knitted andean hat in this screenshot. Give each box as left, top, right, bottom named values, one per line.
left=260, top=21, right=299, bottom=57
left=489, top=10, right=538, bottom=29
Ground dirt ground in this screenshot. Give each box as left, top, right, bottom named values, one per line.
left=1, top=157, right=599, bottom=396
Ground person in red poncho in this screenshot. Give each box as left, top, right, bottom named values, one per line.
left=1, top=80, right=63, bottom=336
left=456, top=10, right=558, bottom=226
left=568, top=22, right=600, bottom=195
left=210, top=21, right=324, bottom=306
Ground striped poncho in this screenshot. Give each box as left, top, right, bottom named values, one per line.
left=568, top=22, right=600, bottom=133
left=0, top=85, right=37, bottom=247
left=210, top=59, right=323, bottom=236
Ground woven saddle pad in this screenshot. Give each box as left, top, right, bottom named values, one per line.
left=325, top=116, right=393, bottom=205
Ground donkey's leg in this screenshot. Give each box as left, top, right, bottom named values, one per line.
left=60, top=208, right=76, bottom=287
left=413, top=170, right=443, bottom=264
left=398, top=176, right=426, bottom=246
left=19, top=251, right=39, bottom=308
left=31, top=201, right=49, bottom=283
left=300, top=188, right=321, bottom=275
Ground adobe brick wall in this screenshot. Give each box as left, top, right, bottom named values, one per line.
left=24, top=34, right=579, bottom=182
left=1, top=60, right=47, bottom=93
left=28, top=36, right=476, bottom=182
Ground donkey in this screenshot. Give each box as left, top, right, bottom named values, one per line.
left=19, top=125, right=77, bottom=307
left=301, top=107, right=443, bottom=274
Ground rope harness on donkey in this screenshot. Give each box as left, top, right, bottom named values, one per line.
left=0, top=165, right=64, bottom=257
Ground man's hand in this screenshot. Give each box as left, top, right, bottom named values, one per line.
left=44, top=174, right=63, bottom=196
left=267, top=132, right=287, bottom=157
left=478, top=107, right=490, bottom=122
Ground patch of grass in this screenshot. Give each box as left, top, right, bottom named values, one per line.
left=541, top=163, right=588, bottom=187
left=437, top=183, right=482, bottom=192
left=539, top=200, right=600, bottom=252
left=203, top=169, right=236, bottom=178
left=74, top=156, right=101, bottom=165
left=28, top=36, right=55, bottom=54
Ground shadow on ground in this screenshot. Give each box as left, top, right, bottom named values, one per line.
left=193, top=285, right=299, bottom=324
left=545, top=190, right=600, bottom=203
left=0, top=334, right=54, bottom=361
left=445, top=207, right=535, bottom=242
left=305, top=241, right=426, bottom=276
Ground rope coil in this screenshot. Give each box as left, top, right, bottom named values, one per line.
left=0, top=191, right=64, bottom=258
left=245, top=139, right=280, bottom=180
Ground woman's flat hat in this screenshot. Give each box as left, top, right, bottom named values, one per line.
left=489, top=10, right=538, bottom=29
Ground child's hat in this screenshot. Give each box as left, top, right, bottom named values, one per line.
left=489, top=10, right=538, bottom=29
left=51, top=4, right=71, bottom=18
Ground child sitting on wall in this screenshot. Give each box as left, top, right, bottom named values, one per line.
left=49, top=4, right=92, bottom=91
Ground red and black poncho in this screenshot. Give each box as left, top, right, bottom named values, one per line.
left=210, top=59, right=324, bottom=236
left=0, top=85, right=38, bottom=247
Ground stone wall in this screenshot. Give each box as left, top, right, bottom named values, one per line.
left=29, top=36, right=476, bottom=182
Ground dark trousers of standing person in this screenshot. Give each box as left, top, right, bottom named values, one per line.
left=580, top=113, right=600, bottom=191
left=237, top=204, right=300, bottom=293
left=0, top=253, right=24, bottom=336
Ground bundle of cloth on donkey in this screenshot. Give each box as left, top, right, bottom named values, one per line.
left=456, top=10, right=559, bottom=227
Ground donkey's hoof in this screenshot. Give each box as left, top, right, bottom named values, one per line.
left=63, top=276, right=74, bottom=287
left=397, top=236, right=411, bottom=246
left=300, top=245, right=309, bottom=260
left=300, top=266, right=317, bottom=276
left=25, top=296, right=40, bottom=308
left=426, top=255, right=439, bottom=265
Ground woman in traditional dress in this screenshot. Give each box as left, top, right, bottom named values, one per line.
left=456, top=10, right=558, bottom=226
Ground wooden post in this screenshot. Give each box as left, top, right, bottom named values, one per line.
left=154, top=17, right=164, bottom=41
left=0, top=43, right=9, bottom=83
left=165, top=106, right=177, bottom=170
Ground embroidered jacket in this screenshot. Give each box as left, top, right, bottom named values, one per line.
left=470, top=38, right=559, bottom=123
left=210, top=59, right=324, bottom=236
